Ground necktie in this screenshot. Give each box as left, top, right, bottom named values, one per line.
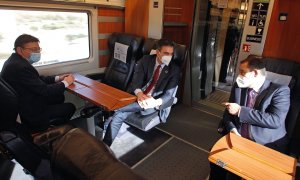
left=144, top=65, right=161, bottom=95
left=241, top=88, right=256, bottom=139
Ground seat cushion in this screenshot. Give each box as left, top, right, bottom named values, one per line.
left=125, top=111, right=159, bottom=131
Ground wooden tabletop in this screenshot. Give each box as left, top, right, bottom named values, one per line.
left=208, top=133, right=297, bottom=180
left=67, top=73, right=136, bottom=111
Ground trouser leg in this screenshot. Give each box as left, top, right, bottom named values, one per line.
left=47, top=103, right=76, bottom=125
left=103, top=103, right=142, bottom=146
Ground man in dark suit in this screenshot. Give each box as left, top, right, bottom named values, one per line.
left=1, top=34, right=76, bottom=133
left=103, top=39, right=180, bottom=146
left=210, top=55, right=290, bottom=179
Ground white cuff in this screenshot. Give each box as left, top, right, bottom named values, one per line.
left=55, top=76, right=60, bottom=82
left=156, top=98, right=163, bottom=106
left=134, top=89, right=142, bottom=95
left=62, top=80, right=69, bottom=87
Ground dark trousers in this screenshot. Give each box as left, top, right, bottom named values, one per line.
left=103, top=102, right=142, bottom=146
left=46, top=94, right=76, bottom=126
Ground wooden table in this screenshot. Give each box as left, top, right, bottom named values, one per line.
left=67, top=73, right=136, bottom=111
left=208, top=133, right=297, bottom=180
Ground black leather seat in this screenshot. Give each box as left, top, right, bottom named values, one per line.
left=124, top=38, right=187, bottom=131
left=81, top=32, right=144, bottom=125
left=0, top=77, right=141, bottom=179
left=263, top=57, right=300, bottom=157
left=88, top=32, right=143, bottom=91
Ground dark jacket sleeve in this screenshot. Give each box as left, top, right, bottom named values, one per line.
left=222, top=84, right=239, bottom=133
left=239, top=85, right=290, bottom=129
left=18, top=66, right=65, bottom=97
left=39, top=75, right=56, bottom=84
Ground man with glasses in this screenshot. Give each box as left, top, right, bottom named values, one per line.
left=1, top=34, right=76, bottom=133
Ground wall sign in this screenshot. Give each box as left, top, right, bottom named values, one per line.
left=246, top=35, right=262, bottom=43
left=247, top=0, right=270, bottom=43
left=242, top=44, right=251, bottom=52
left=114, top=42, right=129, bottom=63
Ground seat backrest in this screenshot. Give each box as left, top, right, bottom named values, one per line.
left=0, top=77, right=18, bottom=131
left=103, top=32, right=143, bottom=91
left=263, top=57, right=300, bottom=155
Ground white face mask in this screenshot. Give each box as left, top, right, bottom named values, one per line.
left=161, top=55, right=172, bottom=66
left=236, top=75, right=251, bottom=88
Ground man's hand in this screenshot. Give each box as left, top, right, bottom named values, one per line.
left=138, top=97, right=160, bottom=109
left=59, top=74, right=70, bottom=81
left=136, top=92, right=151, bottom=102
left=223, top=102, right=241, bottom=115
left=63, top=74, right=75, bottom=85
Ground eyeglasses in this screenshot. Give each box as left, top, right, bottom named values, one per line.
left=22, top=47, right=42, bottom=53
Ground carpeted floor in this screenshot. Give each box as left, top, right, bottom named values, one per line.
left=158, top=104, right=222, bottom=151
left=133, top=138, right=211, bottom=180
left=109, top=103, right=222, bottom=179
left=111, top=124, right=171, bottom=167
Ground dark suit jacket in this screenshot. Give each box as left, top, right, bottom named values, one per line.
left=222, top=80, right=290, bottom=146
left=1, top=53, right=65, bottom=132
left=127, top=55, right=180, bottom=122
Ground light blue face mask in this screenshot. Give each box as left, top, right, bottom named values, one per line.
left=28, top=52, right=41, bottom=64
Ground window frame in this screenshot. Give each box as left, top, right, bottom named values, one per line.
left=0, top=1, right=99, bottom=76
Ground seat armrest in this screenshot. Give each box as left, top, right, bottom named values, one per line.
left=86, top=72, right=105, bottom=81
left=158, top=97, right=176, bottom=110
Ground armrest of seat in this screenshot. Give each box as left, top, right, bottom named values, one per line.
left=0, top=131, right=52, bottom=178
left=158, top=97, right=176, bottom=110
left=86, top=72, right=105, bottom=81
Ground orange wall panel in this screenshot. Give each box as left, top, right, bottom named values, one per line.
left=163, top=0, right=194, bottom=46
left=263, top=0, right=300, bottom=62
left=99, top=39, right=108, bottom=50
left=98, top=22, right=124, bottom=34
left=97, top=7, right=125, bottom=68
left=125, top=0, right=149, bottom=38
left=99, top=55, right=110, bottom=68
left=98, top=8, right=124, bottom=17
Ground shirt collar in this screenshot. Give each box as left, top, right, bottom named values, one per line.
left=252, top=76, right=266, bottom=93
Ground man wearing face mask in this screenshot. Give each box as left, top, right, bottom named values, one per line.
left=209, top=55, right=290, bottom=180
left=1, top=34, right=76, bottom=133
left=103, top=39, right=180, bottom=146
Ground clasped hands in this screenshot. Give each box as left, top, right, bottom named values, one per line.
left=136, top=92, right=162, bottom=109
left=59, top=74, right=75, bottom=85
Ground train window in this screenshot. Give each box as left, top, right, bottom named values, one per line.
left=0, top=8, right=90, bottom=69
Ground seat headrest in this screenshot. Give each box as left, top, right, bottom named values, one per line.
left=0, top=78, right=18, bottom=130
left=108, top=32, right=143, bottom=63
left=141, top=38, right=187, bottom=67
left=263, top=58, right=296, bottom=76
